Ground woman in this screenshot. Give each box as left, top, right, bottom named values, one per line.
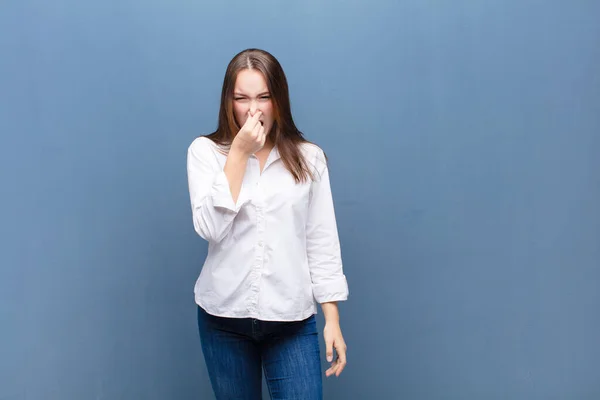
left=186, top=48, right=349, bottom=399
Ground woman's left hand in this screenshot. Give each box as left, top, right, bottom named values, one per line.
left=323, top=322, right=347, bottom=377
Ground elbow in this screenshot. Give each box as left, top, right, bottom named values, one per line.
left=192, top=219, right=213, bottom=242
left=192, top=211, right=231, bottom=243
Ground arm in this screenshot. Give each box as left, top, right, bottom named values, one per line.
left=186, top=139, right=250, bottom=243
left=305, top=149, right=349, bottom=377
left=187, top=112, right=265, bottom=242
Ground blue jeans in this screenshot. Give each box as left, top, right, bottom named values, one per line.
left=197, top=306, right=323, bottom=399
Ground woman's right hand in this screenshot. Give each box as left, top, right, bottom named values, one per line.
left=231, top=111, right=266, bottom=156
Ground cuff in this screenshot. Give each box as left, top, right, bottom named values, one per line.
left=211, top=171, right=250, bottom=212
left=312, top=276, right=349, bottom=303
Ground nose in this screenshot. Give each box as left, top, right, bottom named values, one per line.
left=249, top=100, right=259, bottom=116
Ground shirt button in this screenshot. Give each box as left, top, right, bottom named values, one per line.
left=258, top=241, right=263, bottom=247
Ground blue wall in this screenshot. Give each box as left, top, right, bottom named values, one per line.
left=1, top=1, right=598, bottom=399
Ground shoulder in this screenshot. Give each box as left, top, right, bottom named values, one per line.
left=188, top=136, right=228, bottom=159
left=187, top=136, right=227, bottom=169
left=299, top=141, right=326, bottom=164
left=188, top=136, right=216, bottom=154
left=298, top=141, right=328, bottom=177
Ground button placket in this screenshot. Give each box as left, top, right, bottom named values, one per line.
left=248, top=166, right=265, bottom=315
left=244, top=161, right=257, bottom=315
left=250, top=205, right=264, bottom=305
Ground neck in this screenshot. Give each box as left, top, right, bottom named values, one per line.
left=257, top=142, right=274, bottom=156
left=263, top=136, right=275, bottom=150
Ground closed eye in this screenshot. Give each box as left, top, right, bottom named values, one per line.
left=233, top=93, right=270, bottom=101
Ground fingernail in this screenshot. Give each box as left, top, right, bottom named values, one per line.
left=327, top=356, right=332, bottom=362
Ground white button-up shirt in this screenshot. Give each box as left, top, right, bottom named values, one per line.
left=187, top=137, right=349, bottom=321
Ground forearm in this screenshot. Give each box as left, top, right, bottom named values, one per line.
left=223, top=149, right=249, bottom=204
left=321, top=301, right=340, bottom=325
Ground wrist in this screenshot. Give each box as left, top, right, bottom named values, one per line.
left=228, top=147, right=251, bottom=162
left=321, top=302, right=340, bottom=324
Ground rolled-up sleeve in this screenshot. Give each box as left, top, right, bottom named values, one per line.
left=187, top=138, right=249, bottom=243
left=306, top=150, right=349, bottom=303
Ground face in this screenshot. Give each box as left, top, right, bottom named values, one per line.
left=232, top=69, right=274, bottom=136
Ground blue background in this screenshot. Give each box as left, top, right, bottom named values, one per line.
left=1, top=1, right=599, bottom=399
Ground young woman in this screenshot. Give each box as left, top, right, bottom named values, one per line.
left=186, top=48, right=349, bottom=399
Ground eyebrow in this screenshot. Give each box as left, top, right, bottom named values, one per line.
left=234, top=91, right=271, bottom=97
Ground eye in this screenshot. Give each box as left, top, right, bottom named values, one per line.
left=260, top=95, right=271, bottom=101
